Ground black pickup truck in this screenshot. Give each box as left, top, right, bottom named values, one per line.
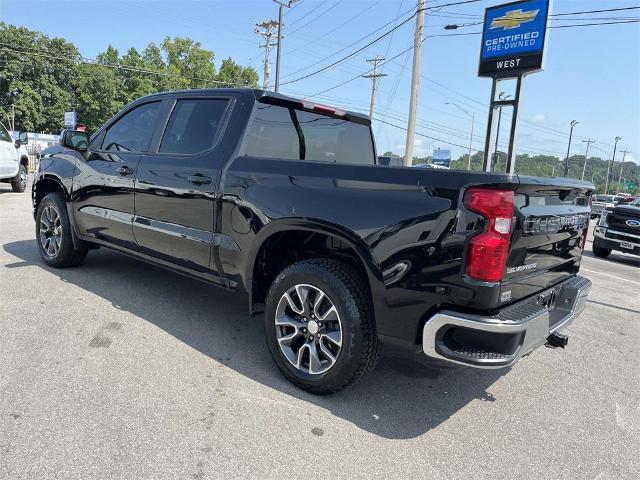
left=33, top=89, right=593, bottom=394
left=593, top=197, right=640, bottom=257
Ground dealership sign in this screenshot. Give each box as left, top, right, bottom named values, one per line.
left=432, top=149, right=451, bottom=167
left=479, top=0, right=550, bottom=77
left=64, top=111, right=77, bottom=129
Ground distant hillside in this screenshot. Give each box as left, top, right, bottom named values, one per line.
left=448, top=152, right=638, bottom=194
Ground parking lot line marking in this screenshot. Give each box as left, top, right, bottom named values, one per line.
left=581, top=268, right=640, bottom=286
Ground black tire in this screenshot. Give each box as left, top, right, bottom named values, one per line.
left=35, top=192, right=88, bottom=267
left=264, top=258, right=380, bottom=395
left=11, top=164, right=28, bottom=192
left=592, top=244, right=611, bottom=258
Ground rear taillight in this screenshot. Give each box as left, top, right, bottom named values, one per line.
left=463, top=188, right=514, bottom=283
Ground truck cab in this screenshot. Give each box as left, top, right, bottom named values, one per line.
left=0, top=123, right=29, bottom=192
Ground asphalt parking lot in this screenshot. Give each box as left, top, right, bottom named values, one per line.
left=1, top=183, right=638, bottom=480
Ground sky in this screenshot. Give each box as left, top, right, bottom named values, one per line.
left=2, top=0, right=639, bottom=164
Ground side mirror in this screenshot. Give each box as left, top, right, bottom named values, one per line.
left=61, top=130, right=90, bottom=151
left=18, top=131, right=28, bottom=144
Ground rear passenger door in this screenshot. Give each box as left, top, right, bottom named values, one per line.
left=133, top=96, right=233, bottom=274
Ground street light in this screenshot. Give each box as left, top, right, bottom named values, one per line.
left=493, top=91, right=511, bottom=171
left=581, top=139, right=595, bottom=181
left=563, top=120, right=579, bottom=177
left=445, top=102, right=475, bottom=170
left=273, top=0, right=299, bottom=92
left=605, top=136, right=622, bottom=194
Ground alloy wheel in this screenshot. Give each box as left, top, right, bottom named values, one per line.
left=39, top=205, right=62, bottom=257
left=275, top=284, right=343, bottom=375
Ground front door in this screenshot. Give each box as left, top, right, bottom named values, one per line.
left=133, top=97, right=232, bottom=273
left=0, top=123, right=17, bottom=179
left=72, top=100, right=164, bottom=248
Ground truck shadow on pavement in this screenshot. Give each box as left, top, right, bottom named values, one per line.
left=4, top=240, right=506, bottom=440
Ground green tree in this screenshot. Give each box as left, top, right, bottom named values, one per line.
left=0, top=24, right=260, bottom=132
left=0, top=22, right=78, bottom=132
left=216, top=58, right=258, bottom=87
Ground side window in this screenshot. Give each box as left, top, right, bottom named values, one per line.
left=296, top=110, right=375, bottom=165
left=0, top=123, right=12, bottom=143
left=244, top=104, right=299, bottom=160
left=159, top=99, right=229, bottom=155
left=244, top=103, right=375, bottom=165
left=89, top=130, right=105, bottom=150
left=102, top=102, right=161, bottom=152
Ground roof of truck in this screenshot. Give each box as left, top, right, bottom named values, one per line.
left=139, top=88, right=370, bottom=123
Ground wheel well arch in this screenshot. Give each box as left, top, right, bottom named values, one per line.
left=247, top=223, right=381, bottom=314
left=34, top=177, right=67, bottom=212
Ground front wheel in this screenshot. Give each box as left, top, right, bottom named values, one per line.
left=264, top=259, right=380, bottom=395
left=11, top=164, right=28, bottom=192
left=592, top=244, right=611, bottom=258
left=35, top=192, right=88, bottom=267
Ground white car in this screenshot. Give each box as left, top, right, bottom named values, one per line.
left=0, top=123, right=29, bottom=192
left=590, top=194, right=625, bottom=218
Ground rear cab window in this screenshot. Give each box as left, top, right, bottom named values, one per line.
left=244, top=101, right=375, bottom=165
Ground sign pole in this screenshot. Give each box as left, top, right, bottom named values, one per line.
left=506, top=74, right=524, bottom=174
left=478, top=0, right=550, bottom=175
left=483, top=78, right=498, bottom=172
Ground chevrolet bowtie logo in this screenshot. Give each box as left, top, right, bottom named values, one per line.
left=490, top=8, right=540, bottom=30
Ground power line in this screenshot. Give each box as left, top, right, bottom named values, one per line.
left=287, top=0, right=345, bottom=36
left=376, top=117, right=481, bottom=152
left=286, top=0, right=329, bottom=26
left=288, top=1, right=383, bottom=55
left=281, top=12, right=417, bottom=85
left=281, top=0, right=481, bottom=82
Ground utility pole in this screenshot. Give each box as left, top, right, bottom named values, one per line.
left=617, top=150, right=629, bottom=194
left=446, top=102, right=475, bottom=170
left=581, top=139, right=594, bottom=181
left=273, top=0, right=299, bottom=93
left=605, top=136, right=622, bottom=194
left=255, top=20, right=278, bottom=90
left=10, top=103, right=15, bottom=132
left=404, top=0, right=426, bottom=167
left=563, top=120, right=579, bottom=176
left=492, top=92, right=510, bottom=171
left=362, top=57, right=387, bottom=119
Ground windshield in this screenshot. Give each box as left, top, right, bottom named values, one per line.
left=594, top=195, right=614, bottom=202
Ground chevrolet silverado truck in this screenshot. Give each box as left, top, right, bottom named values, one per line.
left=33, top=89, right=593, bottom=394
left=593, top=197, right=640, bottom=257
left=0, top=123, right=29, bottom=192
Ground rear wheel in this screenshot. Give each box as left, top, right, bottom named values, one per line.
left=11, top=164, right=27, bottom=192
left=36, top=192, right=87, bottom=267
left=264, top=259, right=380, bottom=395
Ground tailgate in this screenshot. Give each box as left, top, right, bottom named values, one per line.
left=500, top=176, right=593, bottom=304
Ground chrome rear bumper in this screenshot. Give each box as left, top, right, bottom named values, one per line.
left=422, top=276, right=591, bottom=368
